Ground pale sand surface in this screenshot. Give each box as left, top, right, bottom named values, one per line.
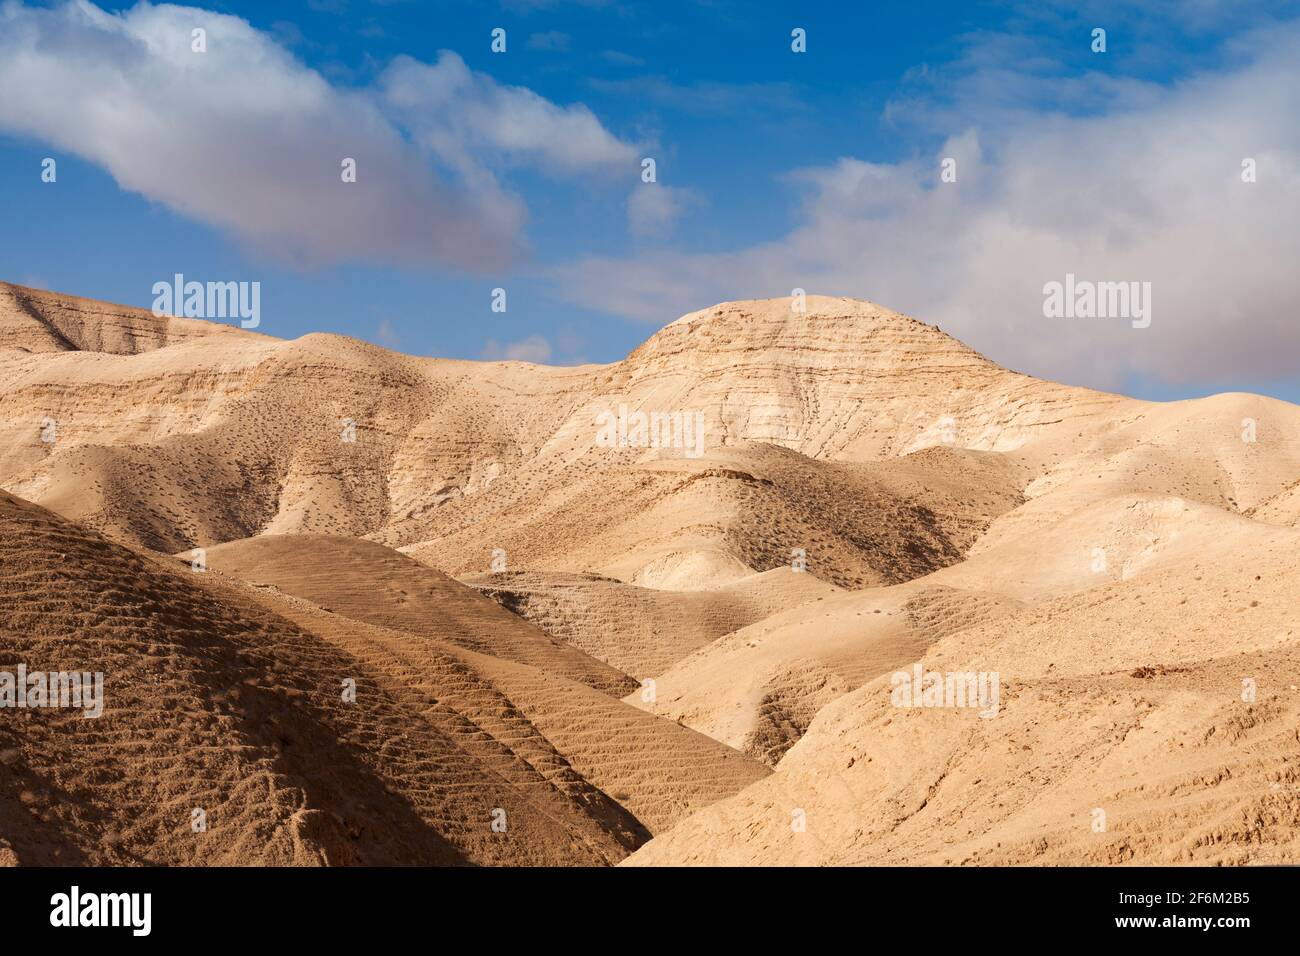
left=2, top=281, right=1296, bottom=865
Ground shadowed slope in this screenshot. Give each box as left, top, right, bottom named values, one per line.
left=202, top=533, right=635, bottom=696
left=0, top=280, right=257, bottom=355
left=217, top=582, right=652, bottom=848
left=403, top=443, right=1026, bottom=590
left=0, top=491, right=644, bottom=866
left=202, top=533, right=771, bottom=833
left=466, top=566, right=842, bottom=678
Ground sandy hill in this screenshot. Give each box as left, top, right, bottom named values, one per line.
left=3, top=280, right=1298, bottom=867
left=0, top=289, right=1090, bottom=582
left=464, top=566, right=843, bottom=678
left=557, top=296, right=1126, bottom=462
left=0, top=491, right=647, bottom=865
left=198, top=533, right=770, bottom=834
left=0, top=288, right=593, bottom=553
left=972, top=392, right=1300, bottom=553
left=201, top=534, right=634, bottom=695
left=401, top=442, right=1026, bottom=590
left=0, top=280, right=256, bottom=355
left=626, top=507, right=1300, bottom=865
left=625, top=494, right=1290, bottom=765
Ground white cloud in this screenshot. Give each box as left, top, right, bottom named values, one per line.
left=379, top=52, right=636, bottom=178
left=626, top=183, right=698, bottom=239
left=481, top=335, right=553, bottom=363
left=0, top=1, right=633, bottom=271
left=553, top=24, right=1300, bottom=390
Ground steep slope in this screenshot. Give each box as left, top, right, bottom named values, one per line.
left=628, top=653, right=1300, bottom=866
left=0, top=280, right=255, bottom=354
left=201, top=533, right=771, bottom=833
left=0, top=310, right=597, bottom=553
left=438, top=648, right=771, bottom=833
left=466, top=566, right=842, bottom=678
left=0, top=491, right=647, bottom=865
left=543, top=295, right=1127, bottom=463
left=201, top=534, right=634, bottom=696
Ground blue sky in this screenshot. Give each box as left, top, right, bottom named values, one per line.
left=1, top=0, right=1298, bottom=402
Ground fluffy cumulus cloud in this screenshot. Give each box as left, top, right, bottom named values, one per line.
left=553, top=23, right=1300, bottom=391
left=378, top=53, right=635, bottom=178
left=0, top=0, right=635, bottom=271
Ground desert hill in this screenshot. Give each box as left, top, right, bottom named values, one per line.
left=0, top=286, right=1102, bottom=583
left=196, top=533, right=770, bottom=833
left=0, top=280, right=256, bottom=355
left=400, top=442, right=1026, bottom=590
left=625, top=505, right=1300, bottom=865
left=0, top=491, right=642, bottom=865
left=201, top=534, right=634, bottom=695
left=465, top=566, right=842, bottom=678
left=2, top=280, right=1298, bottom=867
left=0, top=490, right=770, bottom=863
left=624, top=494, right=1293, bottom=764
